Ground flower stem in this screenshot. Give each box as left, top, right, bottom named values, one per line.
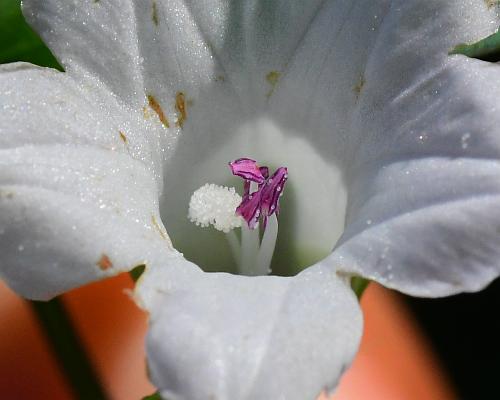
left=30, top=298, right=109, bottom=400
left=225, top=230, right=241, bottom=264
left=239, top=223, right=260, bottom=275
left=256, top=214, right=278, bottom=275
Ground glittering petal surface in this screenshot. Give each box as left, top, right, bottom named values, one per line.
left=3, top=0, right=500, bottom=396
left=22, top=0, right=145, bottom=107
left=324, top=2, right=500, bottom=296
left=258, top=1, right=500, bottom=295
left=18, top=0, right=500, bottom=298
left=0, top=63, right=172, bottom=299
left=136, top=261, right=362, bottom=400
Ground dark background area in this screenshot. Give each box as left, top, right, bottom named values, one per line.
left=405, top=278, right=500, bottom=400
left=3, top=1, right=500, bottom=399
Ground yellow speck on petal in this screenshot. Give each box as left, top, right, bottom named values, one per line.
left=152, top=0, right=159, bottom=26
left=147, top=94, right=170, bottom=128
left=97, top=254, right=113, bottom=271
left=266, top=71, right=281, bottom=98
left=119, top=131, right=128, bottom=143
left=0, top=190, right=14, bottom=199
left=353, top=74, right=365, bottom=101
left=175, top=91, right=188, bottom=128
left=152, top=215, right=173, bottom=249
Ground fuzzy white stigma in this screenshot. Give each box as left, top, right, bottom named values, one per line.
left=188, top=184, right=243, bottom=233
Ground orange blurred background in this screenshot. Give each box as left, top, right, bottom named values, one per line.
left=0, top=276, right=456, bottom=400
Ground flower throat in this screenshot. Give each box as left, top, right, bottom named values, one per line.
left=188, top=158, right=288, bottom=276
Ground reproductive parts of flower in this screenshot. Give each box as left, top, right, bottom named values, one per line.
left=229, top=158, right=288, bottom=230
left=188, top=158, right=288, bottom=276
left=188, top=183, right=243, bottom=233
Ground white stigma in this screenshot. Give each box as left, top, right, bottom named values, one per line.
left=188, top=183, right=243, bottom=233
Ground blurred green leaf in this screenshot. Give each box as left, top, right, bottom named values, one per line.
left=0, top=0, right=62, bottom=69
left=351, top=276, right=370, bottom=299
left=142, top=392, right=162, bottom=400
left=450, top=27, right=500, bottom=62
left=129, top=264, right=146, bottom=282
left=31, top=298, right=108, bottom=399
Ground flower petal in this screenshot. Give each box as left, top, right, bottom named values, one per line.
left=23, top=0, right=336, bottom=111
left=0, top=63, right=171, bottom=299
left=19, top=0, right=500, bottom=297
left=132, top=0, right=331, bottom=102
left=327, top=2, right=500, bottom=296
left=22, top=0, right=145, bottom=106
left=136, top=261, right=362, bottom=400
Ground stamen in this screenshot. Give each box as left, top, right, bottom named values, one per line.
left=188, top=159, right=287, bottom=277
left=229, top=159, right=288, bottom=230
left=239, top=222, right=261, bottom=276
left=229, top=158, right=266, bottom=184
left=256, top=214, right=278, bottom=275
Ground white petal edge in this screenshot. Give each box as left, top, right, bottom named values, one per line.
left=0, top=63, right=171, bottom=299
left=22, top=0, right=145, bottom=107
left=328, top=1, right=500, bottom=296
left=136, top=260, right=363, bottom=400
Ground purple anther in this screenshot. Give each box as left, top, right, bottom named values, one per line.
left=229, top=158, right=288, bottom=230
left=236, top=187, right=263, bottom=229
left=229, top=158, right=266, bottom=184
left=259, top=167, right=288, bottom=228
left=259, top=166, right=269, bottom=180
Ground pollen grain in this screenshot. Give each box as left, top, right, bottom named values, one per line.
left=175, top=91, right=188, bottom=128
left=147, top=94, right=170, bottom=128
left=119, top=131, right=128, bottom=143
left=266, top=71, right=281, bottom=97
left=354, top=74, right=366, bottom=101
left=152, top=1, right=159, bottom=26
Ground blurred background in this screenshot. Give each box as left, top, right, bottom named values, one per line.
left=406, top=279, right=500, bottom=400
left=1, top=0, right=499, bottom=398
left=0, top=275, right=458, bottom=400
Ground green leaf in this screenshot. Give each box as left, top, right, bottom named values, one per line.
left=0, top=0, right=62, bottom=69
left=351, top=276, right=370, bottom=299
left=449, top=27, right=500, bottom=62
left=142, top=392, right=162, bottom=400
left=30, top=298, right=108, bottom=399
left=129, top=264, right=146, bottom=282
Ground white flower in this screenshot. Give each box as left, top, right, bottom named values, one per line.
left=1, top=0, right=500, bottom=399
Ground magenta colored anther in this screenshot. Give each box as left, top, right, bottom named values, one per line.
left=229, top=158, right=288, bottom=229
